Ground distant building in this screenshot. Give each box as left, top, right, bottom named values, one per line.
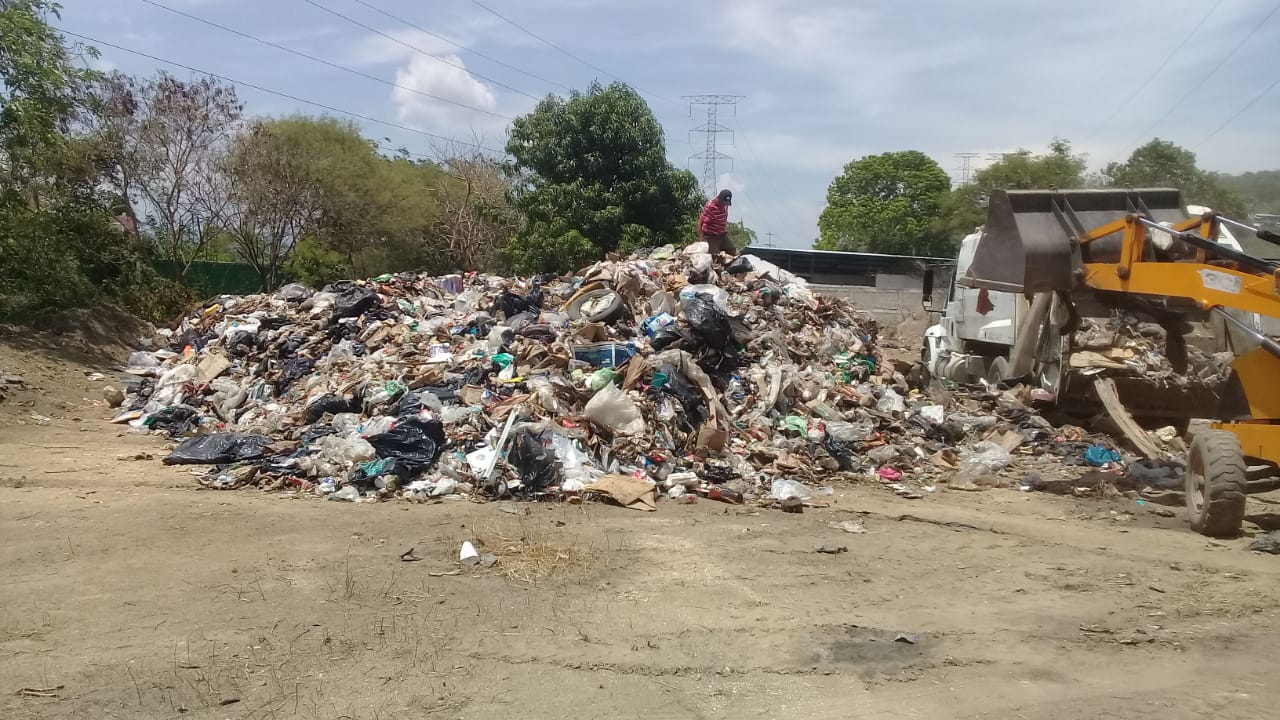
left=742, top=246, right=956, bottom=327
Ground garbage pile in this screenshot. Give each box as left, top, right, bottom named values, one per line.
left=106, top=244, right=1149, bottom=510
left=1070, top=313, right=1233, bottom=387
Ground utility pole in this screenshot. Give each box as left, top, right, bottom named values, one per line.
left=954, top=152, right=981, bottom=186
left=764, top=232, right=777, bottom=248
left=684, top=95, right=744, bottom=196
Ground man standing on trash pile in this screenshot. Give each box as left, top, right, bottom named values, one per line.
left=697, top=189, right=736, bottom=256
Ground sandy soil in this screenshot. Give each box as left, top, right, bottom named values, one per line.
left=3, top=340, right=1280, bottom=719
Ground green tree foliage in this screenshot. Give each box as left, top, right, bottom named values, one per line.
left=283, top=236, right=347, bottom=288
left=727, top=220, right=756, bottom=249
left=815, top=150, right=952, bottom=255
left=222, top=117, right=444, bottom=290
left=934, top=139, right=1088, bottom=242
left=1220, top=170, right=1280, bottom=217
left=504, top=82, right=702, bottom=273
left=1104, top=139, right=1246, bottom=217
left=0, top=1, right=193, bottom=322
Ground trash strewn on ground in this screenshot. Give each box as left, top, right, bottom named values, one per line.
left=109, top=247, right=1179, bottom=512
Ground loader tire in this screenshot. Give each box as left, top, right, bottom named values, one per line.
left=1185, top=430, right=1247, bottom=538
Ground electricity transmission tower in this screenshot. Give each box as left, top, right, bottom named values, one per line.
left=684, top=95, right=744, bottom=196
left=954, top=152, right=981, bottom=185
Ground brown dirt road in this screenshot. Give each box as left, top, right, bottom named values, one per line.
left=3, top=341, right=1280, bottom=719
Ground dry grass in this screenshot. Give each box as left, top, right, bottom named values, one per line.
left=469, top=518, right=596, bottom=584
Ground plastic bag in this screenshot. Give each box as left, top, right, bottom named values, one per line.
left=1085, top=445, right=1122, bottom=467
left=650, top=325, right=688, bottom=351
left=723, top=256, right=753, bottom=274
left=825, top=420, right=874, bottom=443
left=317, top=435, right=376, bottom=465
left=366, top=417, right=447, bottom=476
left=957, top=441, right=1012, bottom=475
left=143, top=405, right=200, bottom=437
left=127, top=351, right=160, bottom=369
left=275, top=283, right=313, bottom=302
left=163, top=433, right=274, bottom=465
left=304, top=393, right=361, bottom=424
left=679, top=284, right=729, bottom=313
left=584, top=383, right=646, bottom=435
left=588, top=368, right=618, bottom=392
left=332, top=286, right=380, bottom=320
left=683, top=295, right=734, bottom=349
left=876, top=388, right=907, bottom=414
left=508, top=430, right=562, bottom=493
left=770, top=478, right=813, bottom=501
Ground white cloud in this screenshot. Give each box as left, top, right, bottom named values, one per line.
left=353, top=28, right=509, bottom=138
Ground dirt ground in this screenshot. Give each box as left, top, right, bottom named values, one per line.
left=3, top=339, right=1280, bottom=719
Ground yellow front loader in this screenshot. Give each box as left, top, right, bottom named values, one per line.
left=962, top=188, right=1280, bottom=537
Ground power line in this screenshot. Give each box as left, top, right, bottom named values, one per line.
left=1082, top=0, right=1226, bottom=145
left=300, top=0, right=540, bottom=101
left=139, top=0, right=512, bottom=120
left=1196, top=74, right=1280, bottom=149
left=351, top=0, right=571, bottom=93
left=468, top=0, right=670, bottom=103
left=1127, top=1, right=1280, bottom=149
left=58, top=29, right=506, bottom=155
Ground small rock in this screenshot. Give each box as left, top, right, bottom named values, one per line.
left=814, top=544, right=847, bottom=554
left=103, top=386, right=125, bottom=408
left=780, top=497, right=804, bottom=513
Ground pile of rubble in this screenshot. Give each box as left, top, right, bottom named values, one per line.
left=107, top=244, right=1167, bottom=511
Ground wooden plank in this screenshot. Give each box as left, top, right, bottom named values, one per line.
left=1093, top=376, right=1163, bottom=460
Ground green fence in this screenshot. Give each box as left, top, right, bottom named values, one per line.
left=153, top=260, right=263, bottom=297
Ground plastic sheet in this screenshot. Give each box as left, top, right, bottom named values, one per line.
left=163, top=433, right=274, bottom=465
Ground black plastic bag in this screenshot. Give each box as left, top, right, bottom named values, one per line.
left=822, top=434, right=857, bottom=471
left=164, top=433, right=274, bottom=465
left=684, top=296, right=734, bottom=350
left=650, top=325, right=689, bottom=352
left=332, top=286, right=380, bottom=320
left=275, top=357, right=315, bottom=395
left=366, top=417, right=447, bottom=477
left=507, top=430, right=562, bottom=494
left=304, top=393, right=361, bottom=424
left=655, top=364, right=708, bottom=428
left=724, top=256, right=753, bottom=274
left=145, top=405, right=200, bottom=437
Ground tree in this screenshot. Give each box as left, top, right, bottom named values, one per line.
left=934, top=139, right=1088, bottom=242
left=221, top=117, right=445, bottom=290
left=98, top=71, right=242, bottom=280
left=504, top=82, right=703, bottom=273
left=433, top=148, right=520, bottom=272
left=0, top=0, right=101, bottom=207
left=1104, top=139, right=1246, bottom=217
left=727, top=220, right=756, bottom=249
left=815, top=150, right=951, bottom=255
left=220, top=120, right=325, bottom=291
left=1221, top=170, right=1280, bottom=216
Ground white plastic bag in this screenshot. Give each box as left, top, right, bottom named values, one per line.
left=876, top=388, right=907, bottom=414
left=826, top=420, right=874, bottom=443
left=771, top=478, right=813, bottom=501
left=584, top=384, right=646, bottom=435
left=957, top=441, right=1012, bottom=476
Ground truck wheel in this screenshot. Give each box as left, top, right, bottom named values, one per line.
left=986, top=356, right=1010, bottom=385
left=1185, top=430, right=1247, bottom=538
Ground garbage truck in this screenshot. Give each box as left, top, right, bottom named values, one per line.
left=921, top=187, right=1280, bottom=536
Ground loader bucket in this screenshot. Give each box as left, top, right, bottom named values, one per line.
left=961, top=188, right=1186, bottom=294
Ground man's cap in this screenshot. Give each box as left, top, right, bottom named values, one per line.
left=718, top=189, right=732, bottom=205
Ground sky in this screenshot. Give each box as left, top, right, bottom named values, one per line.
left=56, top=0, right=1280, bottom=249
